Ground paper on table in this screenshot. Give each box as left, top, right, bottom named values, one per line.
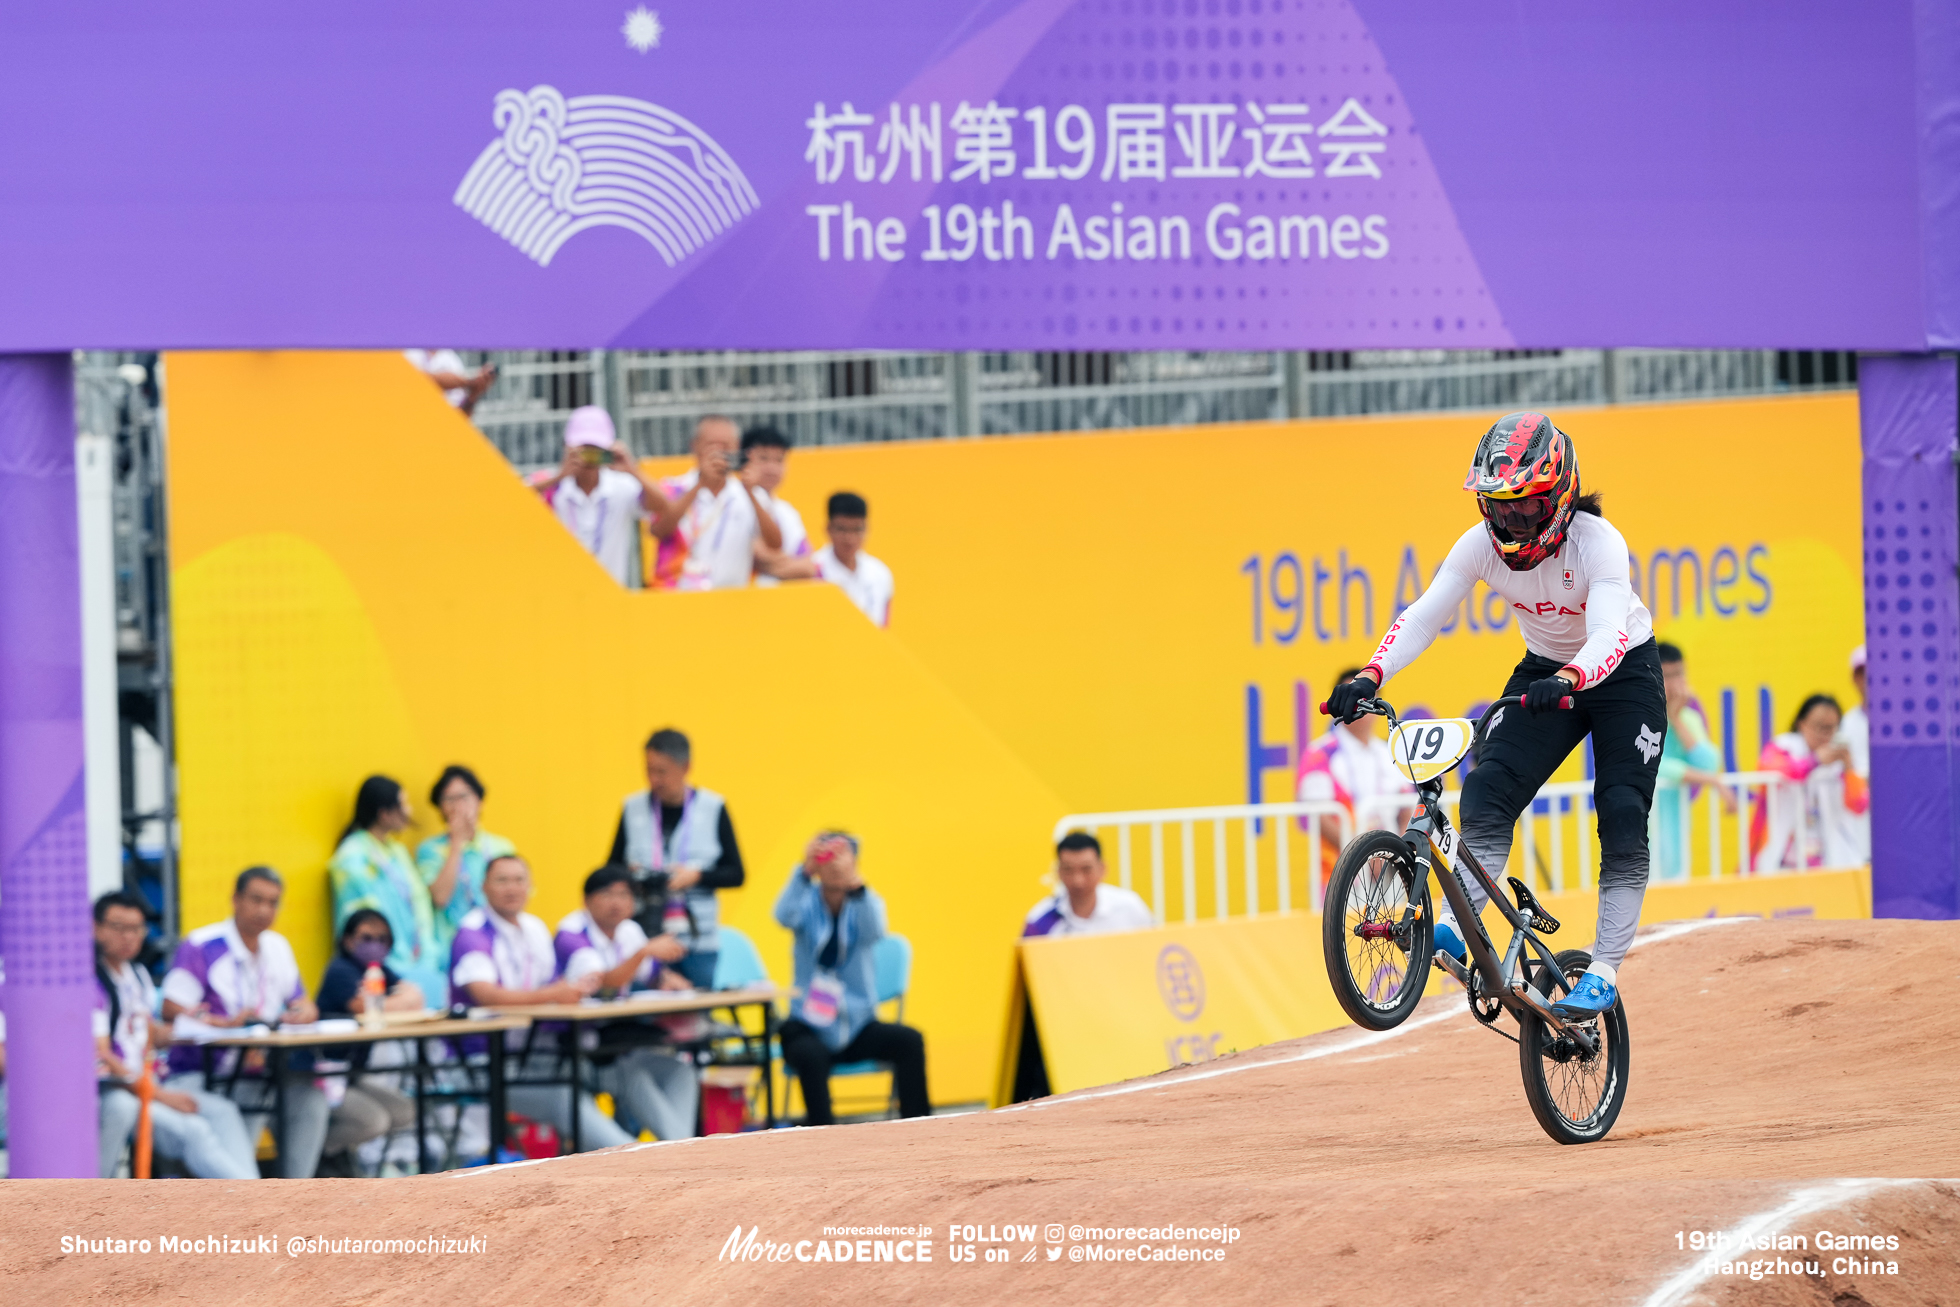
left=171, top=1016, right=271, bottom=1041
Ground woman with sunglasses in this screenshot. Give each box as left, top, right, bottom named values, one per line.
left=1325, top=411, right=1662, bottom=1021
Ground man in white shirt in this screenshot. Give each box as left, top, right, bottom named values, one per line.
left=451, top=854, right=633, bottom=1152
left=403, top=349, right=496, bottom=415
left=93, top=890, right=258, bottom=1179
left=1297, top=666, right=1418, bottom=860
left=159, top=867, right=331, bottom=1177
left=650, top=415, right=782, bottom=591
left=530, top=406, right=666, bottom=588
left=553, top=865, right=699, bottom=1141
left=1022, top=833, right=1157, bottom=937
left=745, top=426, right=814, bottom=588
left=813, top=492, right=894, bottom=627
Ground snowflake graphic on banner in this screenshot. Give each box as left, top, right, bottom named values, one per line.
left=454, top=85, right=757, bottom=266
left=622, top=7, right=662, bottom=53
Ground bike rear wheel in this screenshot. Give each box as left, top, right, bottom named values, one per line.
left=1321, top=830, right=1432, bottom=1031
left=1517, top=949, right=1630, bottom=1144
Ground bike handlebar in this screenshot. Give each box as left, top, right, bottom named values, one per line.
left=1314, top=690, right=1572, bottom=738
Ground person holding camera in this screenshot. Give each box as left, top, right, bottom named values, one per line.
left=773, top=832, right=930, bottom=1126
left=607, top=728, right=746, bottom=990
left=531, top=405, right=666, bottom=588
left=648, top=415, right=782, bottom=591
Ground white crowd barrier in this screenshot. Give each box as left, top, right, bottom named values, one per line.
left=1052, top=772, right=1819, bottom=926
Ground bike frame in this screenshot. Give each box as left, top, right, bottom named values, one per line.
left=1370, top=696, right=1594, bottom=1048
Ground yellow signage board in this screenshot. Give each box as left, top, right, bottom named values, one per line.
left=1014, top=914, right=1344, bottom=1099
left=1006, top=867, right=1869, bottom=1101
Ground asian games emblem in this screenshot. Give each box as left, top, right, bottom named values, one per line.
left=453, top=84, right=757, bottom=267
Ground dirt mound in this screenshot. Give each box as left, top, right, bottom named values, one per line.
left=5, top=918, right=1958, bottom=1305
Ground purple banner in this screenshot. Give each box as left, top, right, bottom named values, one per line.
left=0, top=353, right=97, bottom=1177
left=0, top=1, right=1948, bottom=350
left=1861, top=354, right=1960, bottom=920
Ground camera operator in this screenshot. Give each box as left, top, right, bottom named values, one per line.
left=607, top=728, right=746, bottom=989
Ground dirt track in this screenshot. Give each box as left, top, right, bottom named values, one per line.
left=5, top=918, right=1958, bottom=1305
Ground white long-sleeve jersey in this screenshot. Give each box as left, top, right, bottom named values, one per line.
left=1363, top=514, right=1653, bottom=691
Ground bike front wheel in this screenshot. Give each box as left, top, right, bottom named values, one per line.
left=1321, top=830, right=1433, bottom=1031
left=1517, top=948, right=1630, bottom=1144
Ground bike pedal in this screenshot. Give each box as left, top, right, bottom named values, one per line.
left=1431, top=950, right=1470, bottom=988
left=1506, top=876, right=1561, bottom=934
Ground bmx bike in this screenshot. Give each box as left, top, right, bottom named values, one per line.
left=1318, top=693, right=1630, bottom=1144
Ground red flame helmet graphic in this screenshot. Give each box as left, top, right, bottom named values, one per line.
left=1464, top=411, right=1580, bottom=571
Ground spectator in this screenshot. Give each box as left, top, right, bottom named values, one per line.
left=607, top=728, right=746, bottom=989
left=93, top=890, right=258, bottom=1180
left=404, top=349, right=496, bottom=416
left=1022, top=833, right=1155, bottom=937
left=1752, top=694, right=1870, bottom=871
left=530, top=406, right=666, bottom=589
left=1653, top=643, right=1732, bottom=880
left=1836, top=645, right=1871, bottom=863
left=649, top=415, right=782, bottom=591
left=745, top=426, right=814, bottom=587
left=415, top=765, right=517, bottom=956
left=555, top=865, right=699, bottom=1142
left=774, top=832, right=930, bottom=1126
left=813, top=492, right=894, bottom=627
left=450, top=854, right=634, bottom=1152
left=313, top=908, right=421, bottom=1173
left=1296, top=666, right=1416, bottom=861
left=330, top=775, right=444, bottom=1006
left=159, top=867, right=332, bottom=1178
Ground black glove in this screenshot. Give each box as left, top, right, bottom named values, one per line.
left=1324, top=675, right=1379, bottom=723
left=1523, top=675, right=1574, bottom=715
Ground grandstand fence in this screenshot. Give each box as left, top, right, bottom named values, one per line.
left=458, top=347, right=1858, bottom=469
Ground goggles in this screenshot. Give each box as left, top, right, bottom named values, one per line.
left=1483, top=492, right=1554, bottom=538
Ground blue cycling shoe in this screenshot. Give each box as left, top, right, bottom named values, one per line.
left=1431, top=919, right=1467, bottom=965
left=1549, top=972, right=1618, bottom=1019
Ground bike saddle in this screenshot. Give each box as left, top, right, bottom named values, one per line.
left=1507, top=876, right=1561, bottom=934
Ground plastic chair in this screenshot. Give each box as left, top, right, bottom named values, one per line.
left=712, top=925, right=770, bottom=990
left=826, top=934, right=913, bottom=1118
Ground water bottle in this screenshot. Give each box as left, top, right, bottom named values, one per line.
left=360, top=963, right=387, bottom=1029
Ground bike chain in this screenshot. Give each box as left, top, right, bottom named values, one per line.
left=1467, top=977, right=1518, bottom=1044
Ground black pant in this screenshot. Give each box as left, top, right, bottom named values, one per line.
left=779, top=1018, right=930, bottom=1126
left=1461, top=638, right=1666, bottom=893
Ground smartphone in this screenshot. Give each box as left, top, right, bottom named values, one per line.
left=576, top=446, right=611, bottom=466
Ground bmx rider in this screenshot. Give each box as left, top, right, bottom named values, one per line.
left=1324, top=411, right=1664, bottom=1020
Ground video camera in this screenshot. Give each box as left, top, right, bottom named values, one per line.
left=629, top=867, right=672, bottom=937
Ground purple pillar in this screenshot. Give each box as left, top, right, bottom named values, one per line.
left=1861, top=353, right=1960, bottom=920
left=0, top=352, right=97, bottom=1177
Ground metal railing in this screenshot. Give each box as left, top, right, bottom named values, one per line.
left=1052, top=770, right=1831, bottom=926
left=456, top=347, right=1859, bottom=469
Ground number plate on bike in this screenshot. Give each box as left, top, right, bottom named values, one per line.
left=1390, top=718, right=1475, bottom=783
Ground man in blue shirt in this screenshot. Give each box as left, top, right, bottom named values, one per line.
left=773, top=832, right=929, bottom=1126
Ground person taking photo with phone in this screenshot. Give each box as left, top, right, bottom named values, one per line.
left=531, top=405, right=666, bottom=588
left=649, top=414, right=782, bottom=591
left=774, top=831, right=930, bottom=1126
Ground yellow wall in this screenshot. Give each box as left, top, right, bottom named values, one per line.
left=167, top=353, right=1065, bottom=1103
left=167, top=354, right=1862, bottom=1104
left=779, top=392, right=1863, bottom=817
